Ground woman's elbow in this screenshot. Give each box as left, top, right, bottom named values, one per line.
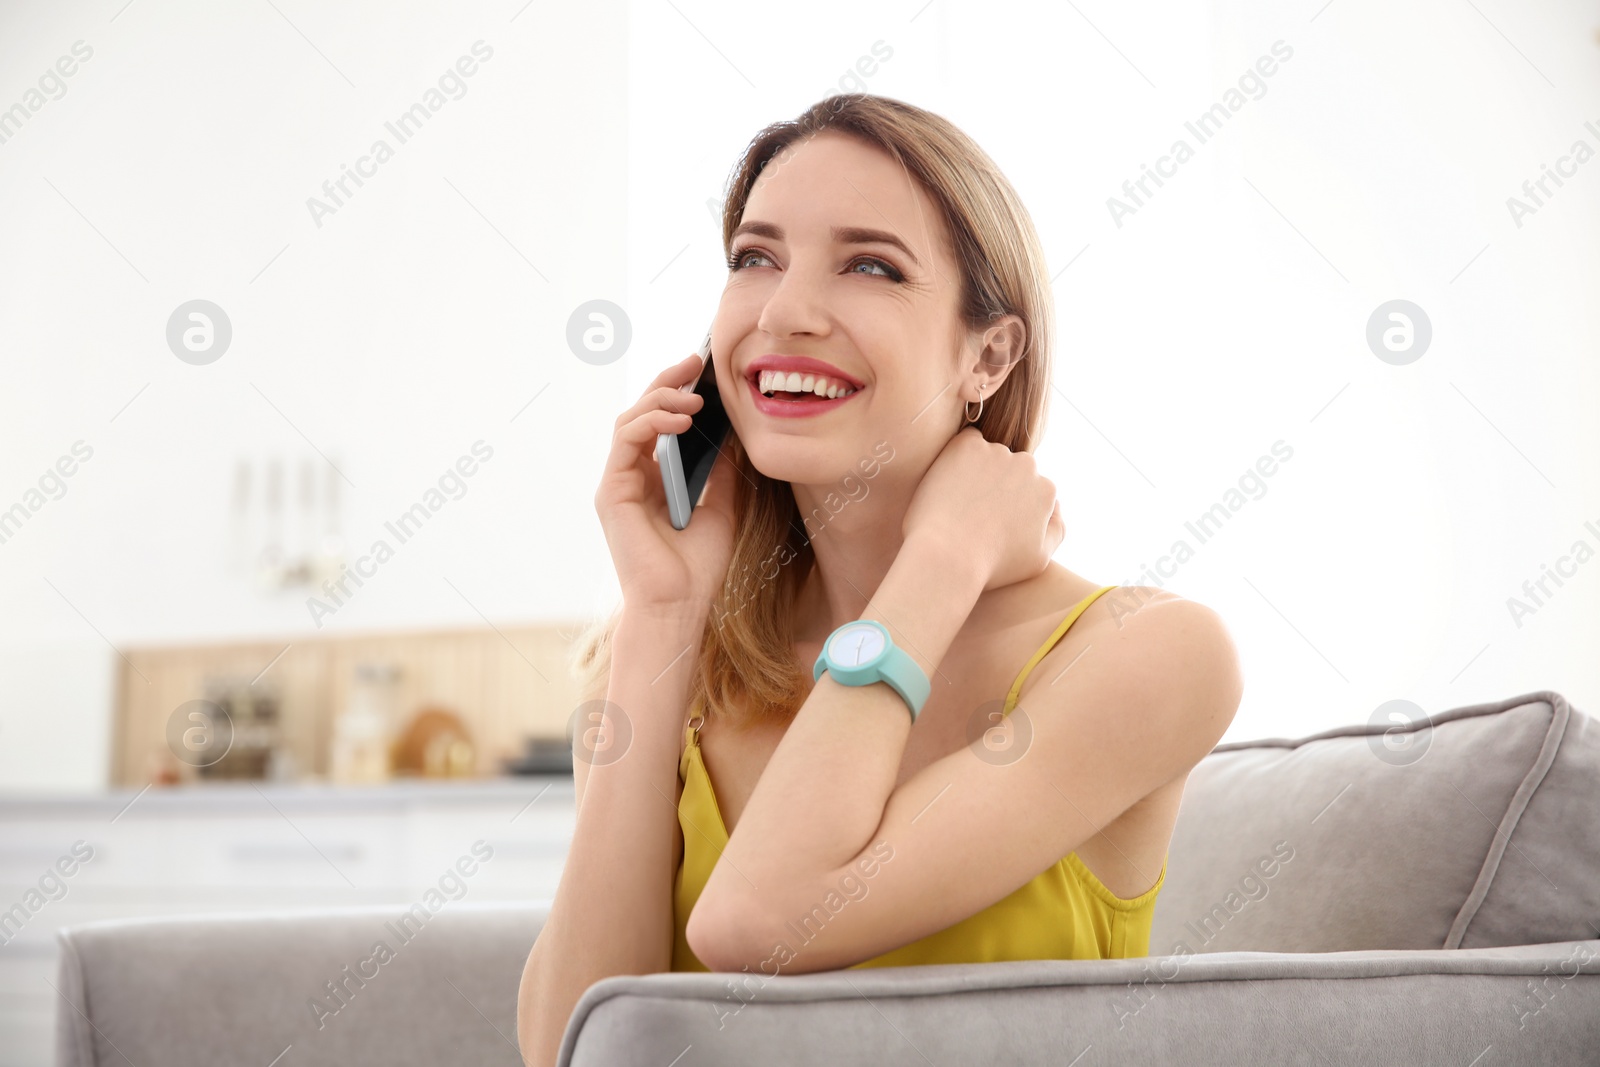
left=686, top=892, right=767, bottom=973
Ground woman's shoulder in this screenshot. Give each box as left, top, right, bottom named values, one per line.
left=1062, top=578, right=1241, bottom=730
left=990, top=566, right=1228, bottom=665
left=1011, top=569, right=1241, bottom=751
left=978, top=564, right=1165, bottom=629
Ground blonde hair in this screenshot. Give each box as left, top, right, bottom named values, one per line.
left=567, top=93, right=1056, bottom=733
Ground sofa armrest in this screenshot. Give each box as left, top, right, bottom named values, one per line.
left=561, top=940, right=1600, bottom=1066
left=54, top=902, right=550, bottom=1067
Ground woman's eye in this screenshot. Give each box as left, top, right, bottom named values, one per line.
left=728, top=248, right=901, bottom=281
left=850, top=257, right=895, bottom=278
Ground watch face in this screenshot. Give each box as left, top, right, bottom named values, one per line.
left=830, top=622, right=886, bottom=666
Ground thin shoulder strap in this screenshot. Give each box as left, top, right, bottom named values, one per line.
left=680, top=701, right=705, bottom=780
left=1001, top=585, right=1117, bottom=716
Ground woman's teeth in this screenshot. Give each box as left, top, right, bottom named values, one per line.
left=757, top=369, right=858, bottom=399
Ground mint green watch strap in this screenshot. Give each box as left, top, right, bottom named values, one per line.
left=812, top=619, right=930, bottom=721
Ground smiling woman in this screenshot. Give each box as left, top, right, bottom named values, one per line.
left=516, top=94, right=1241, bottom=1067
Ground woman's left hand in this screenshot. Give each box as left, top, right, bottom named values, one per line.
left=901, top=426, right=1065, bottom=592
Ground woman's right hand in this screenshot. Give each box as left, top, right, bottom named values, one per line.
left=593, top=351, right=741, bottom=623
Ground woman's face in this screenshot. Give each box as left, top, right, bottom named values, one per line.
left=713, top=129, right=975, bottom=485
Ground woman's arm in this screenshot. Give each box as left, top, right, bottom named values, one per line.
left=688, top=535, right=1238, bottom=974
left=685, top=533, right=979, bottom=961
left=516, top=609, right=701, bottom=1067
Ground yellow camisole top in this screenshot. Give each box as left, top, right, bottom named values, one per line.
left=671, top=584, right=1166, bottom=972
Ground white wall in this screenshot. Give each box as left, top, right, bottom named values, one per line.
left=0, top=0, right=631, bottom=789
left=625, top=0, right=1600, bottom=742
left=2, top=0, right=1595, bottom=790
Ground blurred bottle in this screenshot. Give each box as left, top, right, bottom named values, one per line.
left=330, top=662, right=399, bottom=784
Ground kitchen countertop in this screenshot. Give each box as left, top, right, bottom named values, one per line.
left=0, top=775, right=576, bottom=815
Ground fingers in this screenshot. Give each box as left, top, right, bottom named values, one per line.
left=600, top=352, right=712, bottom=493
left=613, top=376, right=706, bottom=432
left=652, top=350, right=703, bottom=388
left=603, top=407, right=694, bottom=478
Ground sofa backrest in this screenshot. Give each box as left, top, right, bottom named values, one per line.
left=1150, top=690, right=1600, bottom=955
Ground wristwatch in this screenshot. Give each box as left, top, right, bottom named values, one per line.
left=812, top=619, right=931, bottom=722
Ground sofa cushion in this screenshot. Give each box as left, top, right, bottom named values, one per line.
left=1150, top=690, right=1600, bottom=955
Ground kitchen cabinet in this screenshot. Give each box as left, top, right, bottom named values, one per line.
left=0, top=778, right=574, bottom=1067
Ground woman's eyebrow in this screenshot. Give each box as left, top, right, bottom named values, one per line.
left=730, top=220, right=922, bottom=269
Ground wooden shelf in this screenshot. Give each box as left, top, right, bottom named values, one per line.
left=111, top=623, right=588, bottom=788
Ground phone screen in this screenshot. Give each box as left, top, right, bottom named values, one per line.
left=675, top=341, right=732, bottom=514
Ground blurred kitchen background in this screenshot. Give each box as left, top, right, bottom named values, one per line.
left=1, top=0, right=1597, bottom=1062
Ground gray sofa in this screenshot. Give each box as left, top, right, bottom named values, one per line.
left=55, top=690, right=1600, bottom=1065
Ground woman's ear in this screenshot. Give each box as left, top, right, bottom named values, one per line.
left=963, top=313, right=1026, bottom=399
left=979, top=314, right=1026, bottom=371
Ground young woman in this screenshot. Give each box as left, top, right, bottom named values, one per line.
left=517, top=93, right=1242, bottom=1067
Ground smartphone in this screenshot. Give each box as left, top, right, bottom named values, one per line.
left=657, top=323, right=731, bottom=530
